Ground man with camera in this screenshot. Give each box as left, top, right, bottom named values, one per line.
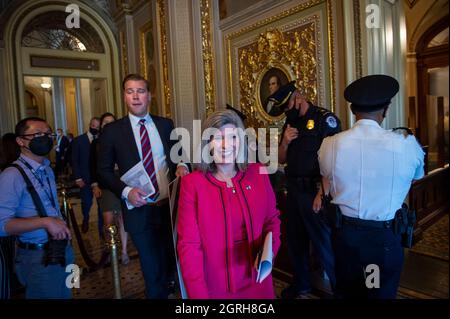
left=317, top=75, right=424, bottom=298
left=0, top=117, right=73, bottom=299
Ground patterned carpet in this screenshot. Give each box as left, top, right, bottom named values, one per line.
left=67, top=197, right=448, bottom=299
left=69, top=198, right=324, bottom=299
left=410, top=214, right=449, bottom=261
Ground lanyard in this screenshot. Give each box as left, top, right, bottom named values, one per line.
left=18, top=157, right=57, bottom=210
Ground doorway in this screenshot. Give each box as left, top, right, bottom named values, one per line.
left=416, top=17, right=449, bottom=172
left=23, top=76, right=108, bottom=137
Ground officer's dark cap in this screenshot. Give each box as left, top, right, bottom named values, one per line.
left=226, top=104, right=247, bottom=122
left=269, top=81, right=297, bottom=111
left=344, top=74, right=399, bottom=112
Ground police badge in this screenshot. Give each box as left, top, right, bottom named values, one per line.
left=306, top=119, right=315, bottom=130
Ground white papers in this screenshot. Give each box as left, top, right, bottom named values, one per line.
left=120, top=161, right=155, bottom=198
left=120, top=162, right=155, bottom=209
left=168, top=177, right=187, bottom=299
left=256, top=232, right=273, bottom=284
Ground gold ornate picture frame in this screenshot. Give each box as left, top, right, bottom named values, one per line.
left=225, top=0, right=334, bottom=130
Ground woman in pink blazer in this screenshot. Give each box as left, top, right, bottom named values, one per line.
left=177, top=110, right=281, bottom=299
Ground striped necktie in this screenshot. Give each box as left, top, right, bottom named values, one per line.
left=139, top=119, right=159, bottom=201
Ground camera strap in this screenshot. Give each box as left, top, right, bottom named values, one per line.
left=10, top=164, right=48, bottom=218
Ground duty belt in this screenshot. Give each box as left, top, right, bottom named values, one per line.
left=342, top=215, right=394, bottom=229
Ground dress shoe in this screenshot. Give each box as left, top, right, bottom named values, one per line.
left=167, top=280, right=176, bottom=295
left=81, top=220, right=89, bottom=233
left=281, top=284, right=312, bottom=299
left=121, top=253, right=130, bottom=265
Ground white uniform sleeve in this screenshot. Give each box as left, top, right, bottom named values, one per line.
left=409, top=135, right=425, bottom=180
left=318, top=136, right=333, bottom=179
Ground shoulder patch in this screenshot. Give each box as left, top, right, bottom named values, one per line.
left=325, top=115, right=337, bottom=128
left=392, top=127, right=413, bottom=138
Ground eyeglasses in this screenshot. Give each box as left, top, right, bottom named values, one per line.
left=20, top=132, right=57, bottom=139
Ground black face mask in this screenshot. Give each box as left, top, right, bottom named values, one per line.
left=89, top=127, right=99, bottom=136
left=28, top=136, right=53, bottom=156
left=285, top=107, right=300, bottom=123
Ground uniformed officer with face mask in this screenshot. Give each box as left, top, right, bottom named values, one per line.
left=278, top=85, right=341, bottom=298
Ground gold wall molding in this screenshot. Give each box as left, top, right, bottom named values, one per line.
left=225, top=0, right=334, bottom=130
left=352, top=0, right=363, bottom=79
left=139, top=21, right=152, bottom=80
left=157, top=0, right=171, bottom=118
left=200, top=0, right=216, bottom=116
left=326, top=0, right=335, bottom=111
left=225, top=0, right=322, bottom=40
left=119, top=31, right=128, bottom=77
left=139, top=20, right=161, bottom=115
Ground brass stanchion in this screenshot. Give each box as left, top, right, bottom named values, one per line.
left=61, top=187, right=71, bottom=228
left=106, top=225, right=122, bottom=299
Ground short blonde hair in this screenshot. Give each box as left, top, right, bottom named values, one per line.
left=196, top=109, right=248, bottom=173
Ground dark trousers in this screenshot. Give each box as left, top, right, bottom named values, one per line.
left=55, top=154, right=65, bottom=177
left=79, top=185, right=103, bottom=233
left=332, top=223, right=404, bottom=299
left=286, top=182, right=336, bottom=292
left=128, top=205, right=175, bottom=299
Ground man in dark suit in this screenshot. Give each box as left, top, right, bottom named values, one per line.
left=98, top=74, right=189, bottom=299
left=54, top=128, right=69, bottom=178
left=71, top=117, right=102, bottom=234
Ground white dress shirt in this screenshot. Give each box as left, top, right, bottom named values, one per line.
left=122, top=113, right=170, bottom=205
left=87, top=131, right=95, bottom=143
left=318, top=119, right=424, bottom=221
left=56, top=135, right=62, bottom=152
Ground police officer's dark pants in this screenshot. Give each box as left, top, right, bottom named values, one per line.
left=332, top=223, right=403, bottom=299
left=286, top=181, right=336, bottom=292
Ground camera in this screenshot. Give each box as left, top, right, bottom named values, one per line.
left=43, top=239, right=68, bottom=267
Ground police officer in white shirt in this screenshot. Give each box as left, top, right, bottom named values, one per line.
left=317, top=75, right=424, bottom=299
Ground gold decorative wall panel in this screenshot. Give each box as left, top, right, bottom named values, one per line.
left=225, top=0, right=335, bottom=130
left=353, top=0, right=363, bottom=79
left=119, top=31, right=129, bottom=78
left=140, top=21, right=159, bottom=115
left=200, top=0, right=216, bottom=116
left=157, top=0, right=171, bottom=118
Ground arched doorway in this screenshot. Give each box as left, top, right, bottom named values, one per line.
left=416, top=16, right=449, bottom=171
left=2, top=0, right=122, bottom=134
